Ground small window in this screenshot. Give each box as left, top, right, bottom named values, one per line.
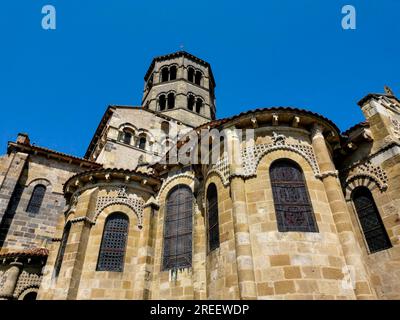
left=26, top=184, right=46, bottom=214
left=188, top=67, right=194, bottom=83
left=187, top=95, right=195, bottom=111
left=270, top=159, right=318, bottom=233
left=195, top=71, right=202, bottom=85
left=161, top=67, right=169, bottom=82
left=161, top=121, right=170, bottom=135
left=167, top=93, right=175, bottom=109
left=195, top=98, right=203, bottom=114
left=139, top=137, right=147, bottom=150
left=54, top=222, right=71, bottom=277
left=352, top=187, right=392, bottom=253
left=159, top=95, right=166, bottom=111
left=207, top=184, right=220, bottom=251
left=169, top=66, right=177, bottom=80
left=97, top=213, right=129, bottom=272
left=123, top=130, right=132, bottom=145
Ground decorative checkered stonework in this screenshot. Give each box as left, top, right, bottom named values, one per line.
left=0, top=270, right=5, bottom=290
left=95, top=186, right=145, bottom=225
left=343, top=160, right=389, bottom=192
left=14, top=270, right=41, bottom=297
left=241, top=142, right=320, bottom=177
left=207, top=152, right=230, bottom=186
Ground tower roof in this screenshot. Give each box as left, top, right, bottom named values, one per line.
left=144, top=51, right=216, bottom=87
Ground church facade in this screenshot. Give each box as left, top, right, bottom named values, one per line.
left=0, top=51, right=400, bottom=300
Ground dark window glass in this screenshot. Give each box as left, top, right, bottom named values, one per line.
left=139, top=137, right=146, bottom=150
left=159, top=95, right=166, bottom=111
left=23, top=292, right=38, bottom=300
left=195, top=71, right=202, bottom=85
left=188, top=68, right=194, bottom=83
left=54, top=222, right=71, bottom=277
left=161, top=67, right=169, bottom=82
left=170, top=66, right=177, bottom=80
left=26, top=185, right=46, bottom=214
left=163, top=185, right=193, bottom=270
left=187, top=95, right=195, bottom=111
left=270, top=159, right=318, bottom=232
left=352, top=187, right=392, bottom=253
left=97, top=213, right=129, bottom=272
left=195, top=98, right=202, bottom=114
left=123, top=131, right=132, bottom=145
left=207, top=184, right=219, bottom=251
left=167, top=93, right=175, bottom=109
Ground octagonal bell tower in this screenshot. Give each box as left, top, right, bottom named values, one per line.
left=142, top=51, right=216, bottom=127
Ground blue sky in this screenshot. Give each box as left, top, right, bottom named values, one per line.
left=0, top=1, right=399, bottom=157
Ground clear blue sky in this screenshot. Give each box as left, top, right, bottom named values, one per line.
left=0, top=1, right=399, bottom=157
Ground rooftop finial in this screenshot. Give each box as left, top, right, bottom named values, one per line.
left=384, top=85, right=394, bottom=96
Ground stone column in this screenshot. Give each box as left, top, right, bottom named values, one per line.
left=0, top=261, right=23, bottom=299
left=228, top=128, right=257, bottom=300
left=134, top=201, right=157, bottom=299
left=311, top=124, right=376, bottom=299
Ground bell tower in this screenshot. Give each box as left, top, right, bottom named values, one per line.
left=142, top=51, right=216, bottom=127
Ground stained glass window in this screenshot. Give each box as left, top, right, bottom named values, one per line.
left=270, top=159, right=318, bottom=232
left=352, top=187, right=392, bottom=253
left=26, top=184, right=46, bottom=214
left=163, top=185, right=193, bottom=270
left=54, top=222, right=71, bottom=277
left=207, top=183, right=220, bottom=252
left=97, top=213, right=129, bottom=272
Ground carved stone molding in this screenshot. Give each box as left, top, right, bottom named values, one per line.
left=241, top=141, right=320, bottom=177
left=342, top=160, right=389, bottom=199
left=391, top=117, right=400, bottom=137
left=157, top=172, right=197, bottom=201
left=207, top=153, right=230, bottom=186
left=94, top=186, right=145, bottom=225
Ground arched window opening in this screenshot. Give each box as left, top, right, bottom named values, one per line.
left=167, top=93, right=175, bottom=109
left=161, top=121, right=170, bottom=135
left=123, top=130, right=133, bottom=145
left=139, top=136, right=147, bottom=150
left=97, top=213, right=129, bottom=272
left=159, top=95, right=166, bottom=111
left=187, top=95, right=195, bottom=111
left=352, top=187, right=392, bottom=253
left=26, top=184, right=46, bottom=214
left=188, top=67, right=194, bottom=83
left=163, top=185, right=193, bottom=270
left=195, top=98, right=203, bottom=114
left=22, top=292, right=38, bottom=300
left=207, top=184, right=219, bottom=251
left=270, top=159, right=318, bottom=233
left=169, top=66, right=177, bottom=80
left=195, top=71, right=202, bottom=85
left=54, top=221, right=71, bottom=277
left=161, top=67, right=169, bottom=82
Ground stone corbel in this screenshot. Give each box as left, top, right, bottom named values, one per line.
left=315, top=170, right=339, bottom=180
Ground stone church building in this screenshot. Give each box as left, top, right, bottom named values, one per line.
left=0, top=51, right=399, bottom=300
